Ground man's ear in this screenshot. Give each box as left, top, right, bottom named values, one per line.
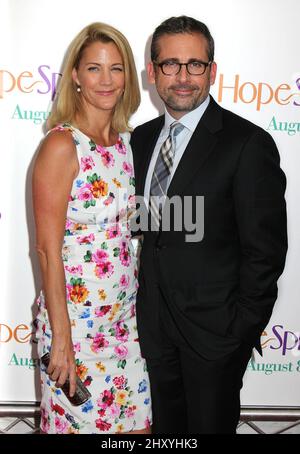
left=209, top=61, right=217, bottom=86
left=147, top=62, right=156, bottom=85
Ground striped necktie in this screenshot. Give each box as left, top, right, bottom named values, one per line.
left=149, top=121, right=184, bottom=230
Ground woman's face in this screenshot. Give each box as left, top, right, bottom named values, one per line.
left=72, top=40, right=125, bottom=114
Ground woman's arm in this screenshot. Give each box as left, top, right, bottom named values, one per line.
left=32, top=129, right=79, bottom=396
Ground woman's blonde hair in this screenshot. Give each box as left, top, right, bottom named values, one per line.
left=48, top=22, right=140, bottom=132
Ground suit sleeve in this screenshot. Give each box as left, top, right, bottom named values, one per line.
left=229, top=129, right=288, bottom=346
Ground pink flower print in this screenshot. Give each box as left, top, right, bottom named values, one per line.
left=92, top=249, right=109, bottom=264
left=95, top=261, right=114, bottom=279
left=104, top=193, right=115, bottom=206
left=120, top=240, right=127, bottom=250
left=65, top=219, right=73, bottom=230
left=130, top=303, right=136, bottom=318
left=73, top=342, right=81, bottom=353
left=95, top=418, right=112, bottom=432
left=54, top=416, right=68, bottom=434
left=65, top=265, right=83, bottom=275
left=40, top=407, right=50, bottom=433
left=66, top=283, right=72, bottom=300
left=113, top=375, right=127, bottom=390
left=95, top=305, right=111, bottom=317
left=91, top=332, right=109, bottom=353
left=128, top=194, right=136, bottom=209
left=95, top=144, right=107, bottom=155
left=81, top=155, right=95, bottom=172
left=105, top=224, right=121, bottom=240
left=97, top=389, right=115, bottom=409
left=120, top=248, right=131, bottom=267
left=113, top=321, right=129, bottom=342
left=76, top=233, right=95, bottom=245
left=77, top=184, right=93, bottom=201
left=125, top=406, right=136, bottom=418
left=114, top=344, right=128, bottom=359
left=145, top=417, right=151, bottom=429
left=107, top=403, right=120, bottom=418
left=120, top=274, right=130, bottom=289
left=123, top=161, right=133, bottom=176
left=101, top=150, right=115, bottom=168
left=115, top=138, right=126, bottom=155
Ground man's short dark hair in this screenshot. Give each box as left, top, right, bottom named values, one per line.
left=151, top=16, right=214, bottom=62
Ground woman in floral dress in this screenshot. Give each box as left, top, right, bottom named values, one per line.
left=32, top=22, right=151, bottom=434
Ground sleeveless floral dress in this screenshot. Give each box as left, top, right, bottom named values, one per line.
left=35, top=124, right=152, bottom=434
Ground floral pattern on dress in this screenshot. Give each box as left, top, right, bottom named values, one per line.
left=35, top=124, right=151, bottom=434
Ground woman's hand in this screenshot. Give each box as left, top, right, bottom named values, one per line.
left=47, top=336, right=77, bottom=398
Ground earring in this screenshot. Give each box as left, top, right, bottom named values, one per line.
left=77, top=86, right=81, bottom=93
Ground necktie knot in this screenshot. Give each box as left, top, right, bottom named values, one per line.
left=170, top=121, right=184, bottom=138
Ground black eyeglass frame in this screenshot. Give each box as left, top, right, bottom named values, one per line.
left=153, top=60, right=212, bottom=76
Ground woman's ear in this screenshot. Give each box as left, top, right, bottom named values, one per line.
left=72, top=68, right=79, bottom=86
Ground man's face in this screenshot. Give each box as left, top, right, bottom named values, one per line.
left=148, top=32, right=217, bottom=119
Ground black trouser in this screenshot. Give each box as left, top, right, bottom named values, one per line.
left=146, top=295, right=253, bottom=434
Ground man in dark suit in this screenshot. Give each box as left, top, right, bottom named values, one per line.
left=130, top=16, right=287, bottom=434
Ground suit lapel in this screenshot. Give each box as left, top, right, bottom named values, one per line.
left=167, top=97, right=223, bottom=198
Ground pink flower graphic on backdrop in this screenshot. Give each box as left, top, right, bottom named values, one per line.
left=105, top=224, right=121, bottom=239
left=114, top=344, right=128, bottom=359
left=91, top=332, right=109, bottom=353
left=122, top=161, right=133, bottom=176
left=120, top=274, right=130, bottom=289
left=92, top=249, right=109, bottom=264
left=81, top=155, right=95, bottom=172
left=77, top=184, right=93, bottom=201
left=94, top=262, right=114, bottom=279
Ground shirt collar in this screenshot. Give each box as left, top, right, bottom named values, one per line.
left=163, top=95, right=210, bottom=133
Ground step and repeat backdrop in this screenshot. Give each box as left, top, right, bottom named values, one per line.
left=0, top=0, right=299, bottom=405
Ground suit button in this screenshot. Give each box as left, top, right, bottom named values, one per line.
left=156, top=244, right=166, bottom=251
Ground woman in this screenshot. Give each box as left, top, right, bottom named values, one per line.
left=32, top=22, right=151, bottom=434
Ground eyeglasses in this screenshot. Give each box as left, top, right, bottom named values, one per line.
left=154, top=60, right=212, bottom=76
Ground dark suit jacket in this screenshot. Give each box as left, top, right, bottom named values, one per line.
left=131, top=96, right=287, bottom=360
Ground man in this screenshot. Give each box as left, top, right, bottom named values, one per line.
left=130, top=16, right=287, bottom=434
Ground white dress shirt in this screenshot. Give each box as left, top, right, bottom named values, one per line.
left=144, top=96, right=210, bottom=207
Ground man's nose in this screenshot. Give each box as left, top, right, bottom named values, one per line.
left=176, top=64, right=191, bottom=82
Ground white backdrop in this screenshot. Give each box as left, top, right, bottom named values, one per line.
left=0, top=0, right=299, bottom=405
